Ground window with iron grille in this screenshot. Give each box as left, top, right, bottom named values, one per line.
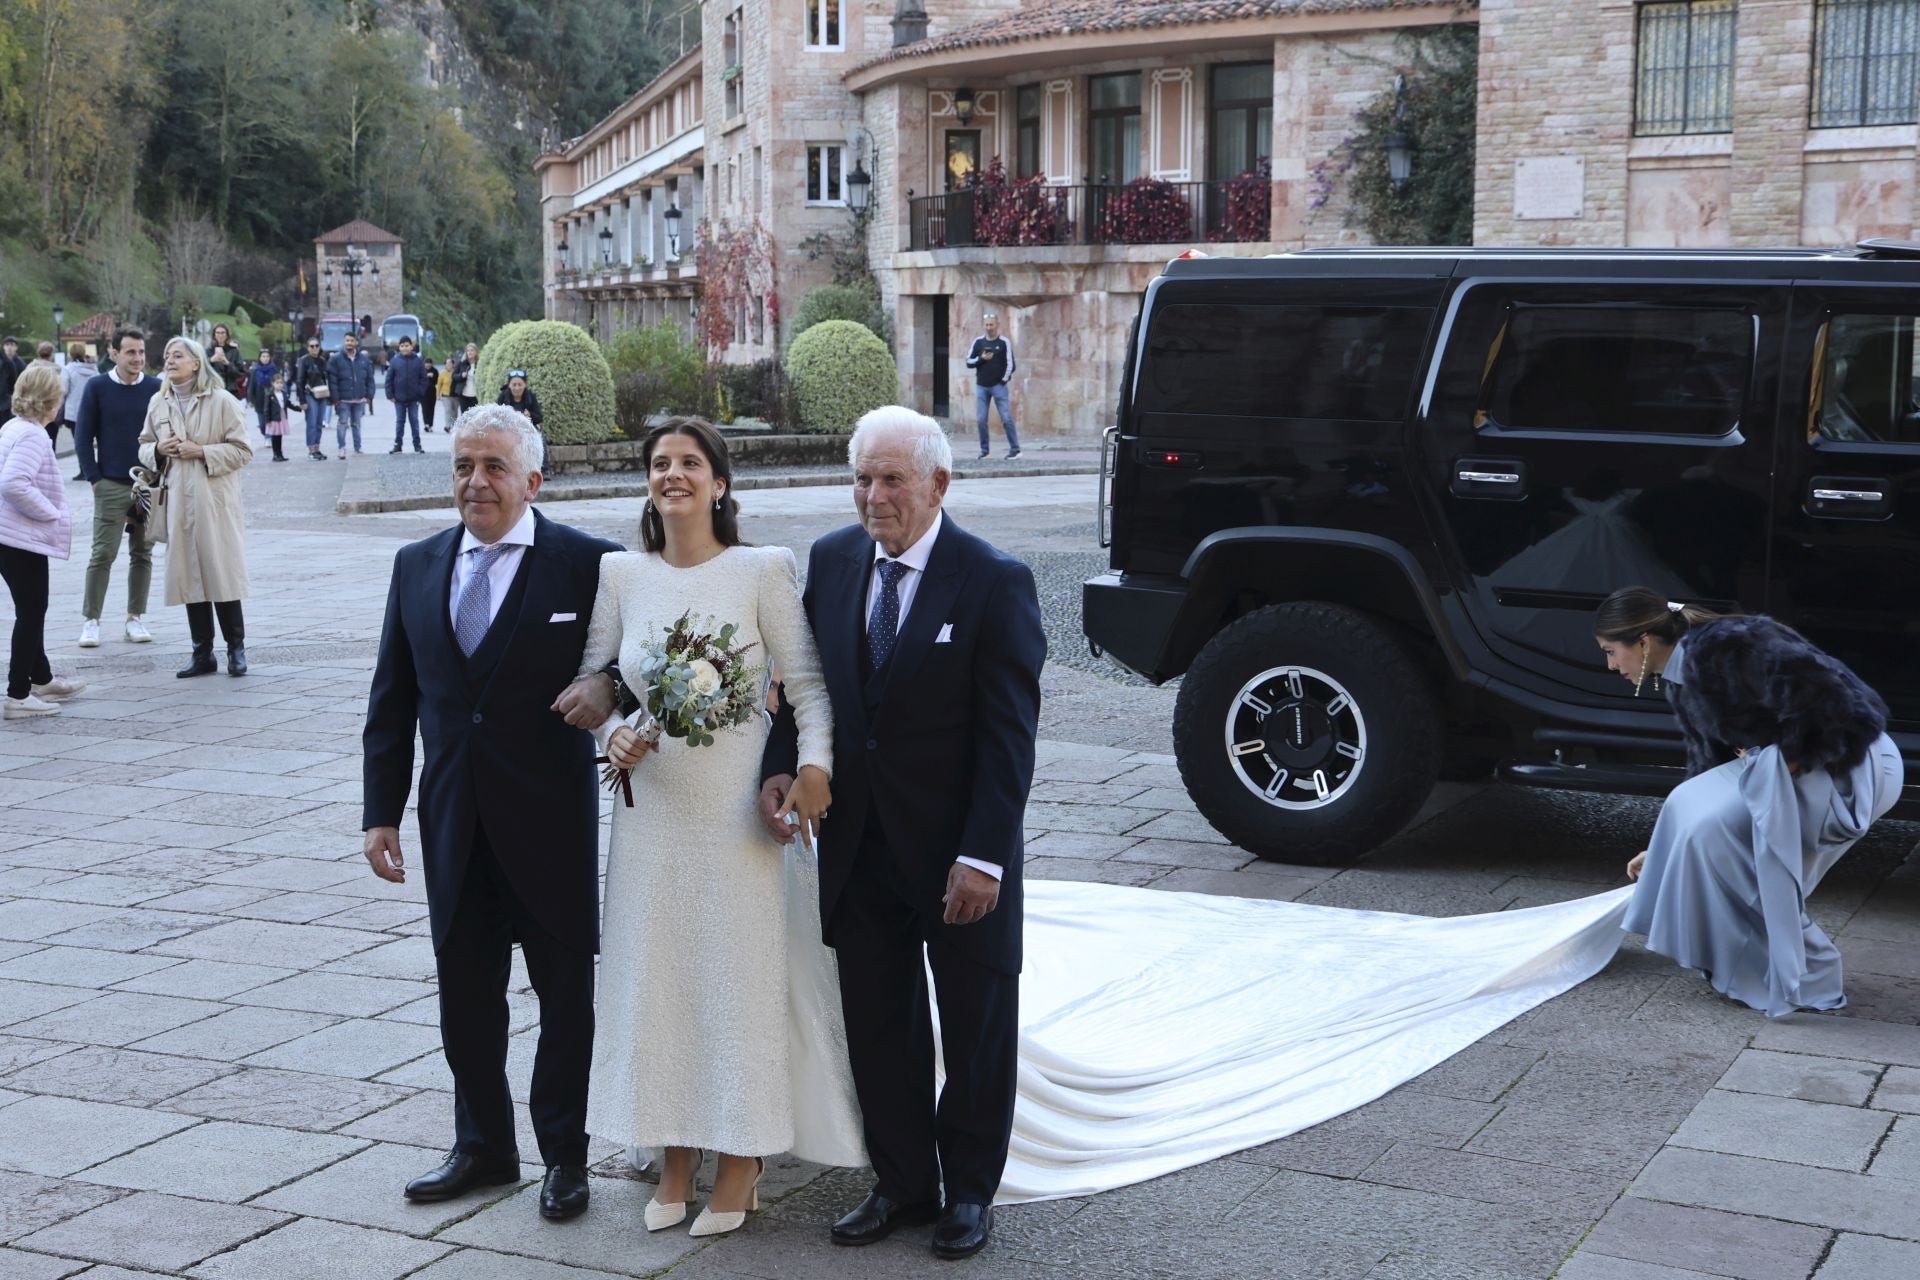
left=1813, top=0, right=1920, bottom=128
left=1635, top=0, right=1738, bottom=136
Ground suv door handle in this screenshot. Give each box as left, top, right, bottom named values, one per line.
left=1452, top=458, right=1528, bottom=500
left=1807, top=476, right=1893, bottom=520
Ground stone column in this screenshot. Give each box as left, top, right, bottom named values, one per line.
left=1728, top=0, right=1812, bottom=245
left=1270, top=36, right=1310, bottom=246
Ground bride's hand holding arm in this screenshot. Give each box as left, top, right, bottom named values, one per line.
left=778, top=764, right=831, bottom=851
left=759, top=550, right=833, bottom=848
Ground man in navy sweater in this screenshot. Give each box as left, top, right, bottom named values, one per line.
left=384, top=336, right=430, bottom=454
left=964, top=312, right=1020, bottom=460
left=73, top=328, right=159, bottom=647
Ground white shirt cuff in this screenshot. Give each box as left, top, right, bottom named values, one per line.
left=955, top=856, right=1003, bottom=881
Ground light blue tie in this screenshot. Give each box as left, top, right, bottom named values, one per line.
left=455, top=545, right=507, bottom=657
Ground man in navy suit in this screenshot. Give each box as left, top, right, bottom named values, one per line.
left=362, top=405, right=625, bottom=1221
left=761, top=406, right=1045, bottom=1260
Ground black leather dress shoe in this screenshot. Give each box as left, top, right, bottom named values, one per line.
left=932, top=1203, right=993, bottom=1260
left=540, top=1165, right=590, bottom=1220
left=830, top=1190, right=942, bottom=1246
left=403, top=1150, right=521, bottom=1202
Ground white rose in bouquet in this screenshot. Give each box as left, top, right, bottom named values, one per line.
left=687, top=658, right=723, bottom=698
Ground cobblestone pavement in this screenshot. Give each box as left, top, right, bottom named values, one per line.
left=0, top=450, right=1917, bottom=1278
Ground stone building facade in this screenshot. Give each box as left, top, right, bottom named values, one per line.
left=537, top=47, right=707, bottom=340
left=539, top=1, right=1462, bottom=437
left=1476, top=1, right=1920, bottom=249
left=313, top=220, right=405, bottom=336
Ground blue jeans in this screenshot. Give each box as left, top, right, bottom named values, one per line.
left=334, top=400, right=364, bottom=451
left=303, top=398, right=328, bottom=451
left=393, top=400, right=421, bottom=448
left=976, top=383, right=1019, bottom=453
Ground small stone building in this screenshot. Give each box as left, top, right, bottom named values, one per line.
left=313, top=219, right=406, bottom=334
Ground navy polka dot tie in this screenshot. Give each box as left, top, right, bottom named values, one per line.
left=867, top=560, right=908, bottom=670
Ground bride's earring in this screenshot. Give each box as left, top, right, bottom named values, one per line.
left=1633, top=645, right=1648, bottom=698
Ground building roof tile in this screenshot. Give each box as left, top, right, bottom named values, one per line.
left=314, top=218, right=403, bottom=245
left=853, top=0, right=1455, bottom=73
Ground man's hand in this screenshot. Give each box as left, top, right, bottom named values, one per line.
left=943, top=862, right=1000, bottom=926
left=758, top=774, right=797, bottom=845
left=552, top=672, right=616, bottom=728
left=364, top=827, right=405, bottom=883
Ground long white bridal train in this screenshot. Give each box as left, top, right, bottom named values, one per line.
left=778, top=850, right=1634, bottom=1206
left=994, top=880, right=1632, bottom=1203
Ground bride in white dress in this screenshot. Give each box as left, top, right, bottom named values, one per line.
left=579, top=418, right=860, bottom=1237
left=576, top=423, right=1649, bottom=1222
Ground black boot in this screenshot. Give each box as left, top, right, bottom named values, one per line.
left=176, top=644, right=217, bottom=678
left=226, top=646, right=248, bottom=677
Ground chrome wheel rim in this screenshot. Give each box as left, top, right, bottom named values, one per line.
left=1222, top=665, right=1367, bottom=810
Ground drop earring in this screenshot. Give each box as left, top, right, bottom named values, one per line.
left=1633, top=645, right=1648, bottom=698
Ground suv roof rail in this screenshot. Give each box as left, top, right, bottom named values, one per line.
left=1285, top=245, right=1858, bottom=260
left=1857, top=237, right=1920, bottom=259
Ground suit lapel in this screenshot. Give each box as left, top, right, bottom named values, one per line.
left=427, top=528, right=464, bottom=671
left=467, top=512, right=555, bottom=703
left=880, top=518, right=968, bottom=704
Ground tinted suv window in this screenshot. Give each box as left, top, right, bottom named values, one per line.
left=1815, top=313, right=1920, bottom=445
left=1480, top=306, right=1752, bottom=435
left=1137, top=303, right=1428, bottom=420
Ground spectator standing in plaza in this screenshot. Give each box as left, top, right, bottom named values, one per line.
left=327, top=331, right=374, bottom=456
left=453, top=342, right=480, bottom=415
left=1, top=365, right=83, bottom=719
left=29, top=342, right=56, bottom=370
left=247, top=349, right=277, bottom=434
left=965, top=312, right=1021, bottom=460
left=385, top=335, right=429, bottom=453
left=140, top=336, right=253, bottom=678
left=57, top=344, right=95, bottom=476
left=207, top=323, right=247, bottom=398
left=294, top=335, right=331, bottom=460
left=421, top=352, right=442, bottom=433
left=73, top=327, right=158, bottom=647
left=496, top=369, right=543, bottom=432
left=255, top=370, right=289, bottom=462
left=0, top=338, right=25, bottom=412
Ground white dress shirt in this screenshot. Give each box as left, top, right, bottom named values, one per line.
left=449, top=505, right=536, bottom=632
left=865, top=512, right=1002, bottom=882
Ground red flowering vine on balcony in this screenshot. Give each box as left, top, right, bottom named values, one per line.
left=972, top=159, right=1067, bottom=247
left=1220, top=157, right=1273, bottom=243
left=1097, top=178, right=1194, bottom=245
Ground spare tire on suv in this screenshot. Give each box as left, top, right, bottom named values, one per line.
left=1173, top=602, right=1440, bottom=865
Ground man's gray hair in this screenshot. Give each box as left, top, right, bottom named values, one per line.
left=849, top=406, right=953, bottom=478
left=452, top=403, right=545, bottom=475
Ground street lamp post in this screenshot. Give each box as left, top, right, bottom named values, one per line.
left=844, top=128, right=879, bottom=227
left=51, top=304, right=64, bottom=349
left=324, top=239, right=380, bottom=334
left=663, top=203, right=683, bottom=259
left=599, top=225, right=615, bottom=265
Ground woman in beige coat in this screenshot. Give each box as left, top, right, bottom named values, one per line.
left=139, top=336, right=253, bottom=677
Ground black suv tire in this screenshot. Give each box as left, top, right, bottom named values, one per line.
left=1173, top=602, right=1441, bottom=865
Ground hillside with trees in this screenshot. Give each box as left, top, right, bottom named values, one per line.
left=0, top=0, right=695, bottom=352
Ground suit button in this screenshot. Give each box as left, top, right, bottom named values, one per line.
left=472, top=713, right=483, bottom=725
left=866, top=738, right=878, bottom=751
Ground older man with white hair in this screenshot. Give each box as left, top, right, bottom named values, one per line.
left=760, top=405, right=1046, bottom=1259
left=362, top=404, right=630, bottom=1223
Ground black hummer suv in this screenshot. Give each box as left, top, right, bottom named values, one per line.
left=1085, top=244, right=1920, bottom=865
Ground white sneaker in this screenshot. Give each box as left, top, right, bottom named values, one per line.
left=3, top=694, right=61, bottom=719
left=77, top=619, right=100, bottom=648
left=125, top=616, right=152, bottom=644
left=30, top=676, right=86, bottom=700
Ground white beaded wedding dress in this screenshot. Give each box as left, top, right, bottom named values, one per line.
left=577, top=550, right=1636, bottom=1202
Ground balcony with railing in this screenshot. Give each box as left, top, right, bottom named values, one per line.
left=907, top=173, right=1273, bottom=253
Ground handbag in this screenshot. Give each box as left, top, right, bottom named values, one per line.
left=128, top=458, right=169, bottom=541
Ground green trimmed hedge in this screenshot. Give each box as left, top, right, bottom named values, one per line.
left=786, top=320, right=896, bottom=433
left=477, top=319, right=618, bottom=445
left=789, top=283, right=888, bottom=347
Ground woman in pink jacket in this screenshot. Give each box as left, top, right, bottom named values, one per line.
left=0, top=365, right=84, bottom=718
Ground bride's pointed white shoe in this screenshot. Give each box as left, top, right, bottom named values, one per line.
left=688, top=1157, right=763, bottom=1237
left=644, top=1150, right=702, bottom=1232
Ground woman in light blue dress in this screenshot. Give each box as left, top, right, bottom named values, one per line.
left=1596, top=588, right=1904, bottom=1017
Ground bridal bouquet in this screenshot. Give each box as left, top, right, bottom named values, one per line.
left=599, top=611, right=765, bottom=805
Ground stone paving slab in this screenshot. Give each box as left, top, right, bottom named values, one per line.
left=1629, top=1145, right=1920, bottom=1238
left=77, top=1120, right=365, bottom=1203
left=1715, top=1047, right=1882, bottom=1106
left=184, top=1216, right=451, bottom=1279
left=1667, top=1089, right=1894, bottom=1172
left=0, top=1096, right=200, bottom=1178
left=12, top=1191, right=287, bottom=1273
left=1815, top=1234, right=1920, bottom=1279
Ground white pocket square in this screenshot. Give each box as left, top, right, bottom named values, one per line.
left=549, top=612, right=578, bottom=623
left=936, top=623, right=954, bottom=644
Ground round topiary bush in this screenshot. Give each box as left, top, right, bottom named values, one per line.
left=475, top=319, right=618, bottom=445
left=786, top=320, right=897, bottom=433
left=789, top=283, right=888, bottom=346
